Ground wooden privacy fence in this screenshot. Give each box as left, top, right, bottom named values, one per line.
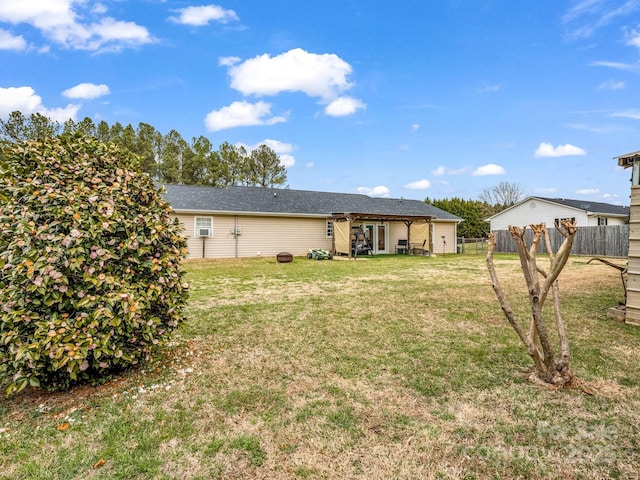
left=491, top=225, right=629, bottom=257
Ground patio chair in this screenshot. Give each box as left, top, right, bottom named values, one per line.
left=412, top=240, right=429, bottom=256
left=395, top=239, right=408, bottom=254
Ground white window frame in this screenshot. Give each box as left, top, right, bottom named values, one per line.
left=598, top=217, right=608, bottom=226
left=194, top=216, right=213, bottom=237
left=326, top=220, right=334, bottom=238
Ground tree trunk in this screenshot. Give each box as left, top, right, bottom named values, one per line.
left=486, top=221, right=577, bottom=387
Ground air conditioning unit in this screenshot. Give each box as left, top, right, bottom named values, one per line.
left=198, top=228, right=211, bottom=237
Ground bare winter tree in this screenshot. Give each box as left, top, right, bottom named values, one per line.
left=479, top=181, right=524, bottom=214
left=486, top=219, right=578, bottom=387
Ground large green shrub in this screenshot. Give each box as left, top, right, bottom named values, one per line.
left=0, top=134, right=189, bottom=395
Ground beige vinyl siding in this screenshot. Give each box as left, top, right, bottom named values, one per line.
left=175, top=214, right=236, bottom=259
left=174, top=213, right=330, bottom=259
left=432, top=222, right=457, bottom=255
left=626, top=187, right=640, bottom=322
left=235, top=215, right=331, bottom=257
left=175, top=212, right=457, bottom=258
left=389, top=222, right=409, bottom=252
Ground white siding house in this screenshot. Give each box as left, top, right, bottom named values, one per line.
left=487, top=197, right=629, bottom=231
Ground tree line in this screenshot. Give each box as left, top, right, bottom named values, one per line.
left=0, top=111, right=287, bottom=188
left=427, top=182, right=525, bottom=238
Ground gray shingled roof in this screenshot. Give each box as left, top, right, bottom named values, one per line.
left=535, top=197, right=629, bottom=216
left=161, top=184, right=461, bottom=221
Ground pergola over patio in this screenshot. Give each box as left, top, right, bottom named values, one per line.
left=331, top=212, right=432, bottom=258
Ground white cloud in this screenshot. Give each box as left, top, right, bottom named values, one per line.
left=219, top=56, right=240, bottom=67
left=562, top=0, right=640, bottom=40
left=411, top=123, right=420, bottom=132
left=575, top=188, right=600, bottom=195
left=238, top=138, right=296, bottom=168
left=44, top=104, right=82, bottom=122
left=91, top=3, right=108, bottom=15
left=305, top=161, right=314, bottom=168
left=472, top=163, right=505, bottom=176
left=601, top=193, right=619, bottom=199
left=224, top=48, right=355, bottom=101
left=479, top=84, right=502, bottom=93
left=534, top=142, right=586, bottom=157
left=590, top=61, right=640, bottom=72
left=0, top=86, right=80, bottom=122
left=0, top=28, right=26, bottom=50
left=0, top=0, right=154, bottom=52
left=324, top=96, right=366, bottom=116
left=62, top=82, right=110, bottom=99
left=611, top=109, right=640, bottom=120
left=0, top=86, right=42, bottom=115
left=204, top=100, right=288, bottom=131
left=357, top=185, right=390, bottom=197
left=88, top=18, right=153, bottom=51
left=169, top=5, right=238, bottom=26
left=431, top=165, right=468, bottom=176
left=403, top=179, right=431, bottom=190
left=598, top=79, right=625, bottom=90
left=277, top=154, right=295, bottom=168
left=626, top=26, right=640, bottom=49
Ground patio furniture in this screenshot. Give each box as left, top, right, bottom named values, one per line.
left=395, top=239, right=408, bottom=254
left=411, top=240, right=429, bottom=256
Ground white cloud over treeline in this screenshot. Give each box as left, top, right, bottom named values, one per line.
left=207, top=48, right=366, bottom=131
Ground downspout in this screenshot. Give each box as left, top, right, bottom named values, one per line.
left=331, top=216, right=336, bottom=255
left=234, top=215, right=239, bottom=258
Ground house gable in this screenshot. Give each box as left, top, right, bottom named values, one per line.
left=487, top=196, right=629, bottom=231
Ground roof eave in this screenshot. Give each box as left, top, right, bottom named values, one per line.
left=615, top=150, right=640, bottom=168
left=171, top=209, right=329, bottom=218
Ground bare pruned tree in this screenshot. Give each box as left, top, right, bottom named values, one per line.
left=486, top=219, right=578, bottom=387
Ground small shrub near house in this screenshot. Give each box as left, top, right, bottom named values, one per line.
left=0, top=134, right=189, bottom=395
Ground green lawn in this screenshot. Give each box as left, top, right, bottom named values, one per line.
left=1, top=254, right=639, bottom=479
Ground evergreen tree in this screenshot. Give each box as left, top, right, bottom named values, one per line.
left=426, top=197, right=490, bottom=238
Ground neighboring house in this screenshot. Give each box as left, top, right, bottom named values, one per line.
left=615, top=150, right=640, bottom=325
left=161, top=184, right=461, bottom=259
left=486, top=196, right=629, bottom=231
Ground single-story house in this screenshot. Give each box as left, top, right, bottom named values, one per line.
left=161, top=184, right=462, bottom=259
left=486, top=196, right=629, bottom=232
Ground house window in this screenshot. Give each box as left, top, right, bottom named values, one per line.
left=194, top=217, right=213, bottom=237
left=326, top=220, right=334, bottom=238
left=598, top=217, right=608, bottom=226
left=554, top=217, right=576, bottom=227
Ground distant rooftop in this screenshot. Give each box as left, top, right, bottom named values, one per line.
left=535, top=197, right=629, bottom=216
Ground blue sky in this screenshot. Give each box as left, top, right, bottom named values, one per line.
left=1, top=1, right=640, bottom=205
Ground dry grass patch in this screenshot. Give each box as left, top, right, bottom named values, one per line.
left=1, top=254, right=639, bottom=479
